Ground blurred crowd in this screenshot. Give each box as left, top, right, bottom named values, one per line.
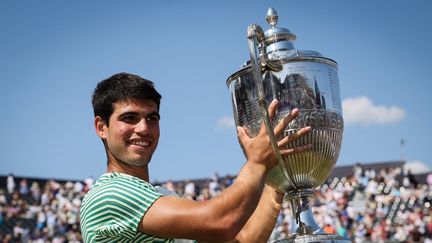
left=270, top=166, right=432, bottom=243
left=1, top=165, right=432, bottom=243
left=0, top=175, right=92, bottom=242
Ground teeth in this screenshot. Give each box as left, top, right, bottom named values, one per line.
left=130, top=141, right=150, bottom=146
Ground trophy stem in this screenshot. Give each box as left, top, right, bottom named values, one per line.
left=274, top=189, right=351, bottom=243
left=286, top=189, right=322, bottom=235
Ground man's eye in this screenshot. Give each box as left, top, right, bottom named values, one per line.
left=146, top=116, right=160, bottom=123
left=123, top=115, right=138, bottom=122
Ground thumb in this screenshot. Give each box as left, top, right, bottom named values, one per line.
left=236, top=126, right=249, bottom=154
left=237, top=126, right=245, bottom=137
left=237, top=126, right=252, bottom=145
left=237, top=126, right=248, bottom=141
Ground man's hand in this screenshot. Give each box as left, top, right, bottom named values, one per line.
left=237, top=99, right=312, bottom=171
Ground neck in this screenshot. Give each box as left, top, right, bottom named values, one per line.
left=107, top=160, right=150, bottom=182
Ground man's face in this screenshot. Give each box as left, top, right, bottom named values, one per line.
left=95, top=98, right=160, bottom=167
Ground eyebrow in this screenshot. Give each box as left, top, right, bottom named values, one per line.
left=118, top=111, right=160, bottom=119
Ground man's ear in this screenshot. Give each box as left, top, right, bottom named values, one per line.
left=95, top=116, right=108, bottom=139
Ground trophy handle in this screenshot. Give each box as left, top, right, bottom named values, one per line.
left=246, top=24, right=297, bottom=190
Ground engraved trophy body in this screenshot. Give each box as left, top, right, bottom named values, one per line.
left=226, top=8, right=350, bottom=242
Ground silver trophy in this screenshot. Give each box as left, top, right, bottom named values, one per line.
left=226, top=8, right=350, bottom=243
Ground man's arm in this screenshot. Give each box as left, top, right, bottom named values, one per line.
left=140, top=161, right=270, bottom=241
left=138, top=100, right=310, bottom=241
left=202, top=185, right=284, bottom=243
left=232, top=185, right=284, bottom=243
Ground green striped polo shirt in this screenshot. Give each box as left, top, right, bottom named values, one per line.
left=80, top=172, right=174, bottom=243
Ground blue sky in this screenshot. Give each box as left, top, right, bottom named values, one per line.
left=1, top=1, right=431, bottom=183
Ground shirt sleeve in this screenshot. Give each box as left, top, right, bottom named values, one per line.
left=93, top=177, right=162, bottom=240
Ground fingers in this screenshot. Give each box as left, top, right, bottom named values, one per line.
left=274, top=108, right=300, bottom=137
left=277, top=126, right=313, bottom=157
left=277, top=126, right=312, bottom=147
left=267, top=99, right=278, bottom=121
left=279, top=143, right=313, bottom=156
left=257, top=99, right=279, bottom=136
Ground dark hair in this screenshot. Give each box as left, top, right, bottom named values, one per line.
left=92, top=72, right=162, bottom=125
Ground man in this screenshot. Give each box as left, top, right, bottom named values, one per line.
left=80, top=72, right=312, bottom=242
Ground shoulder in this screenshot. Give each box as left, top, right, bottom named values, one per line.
left=80, top=173, right=165, bottom=242
left=82, top=172, right=162, bottom=207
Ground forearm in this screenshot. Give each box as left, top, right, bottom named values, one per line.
left=204, top=161, right=269, bottom=239
left=234, top=185, right=284, bottom=242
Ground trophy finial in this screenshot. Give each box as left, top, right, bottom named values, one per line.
left=265, top=7, right=278, bottom=28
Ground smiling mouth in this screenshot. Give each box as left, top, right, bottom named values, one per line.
left=128, top=140, right=151, bottom=147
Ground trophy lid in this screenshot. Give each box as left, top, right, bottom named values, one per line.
left=264, top=8, right=297, bottom=53
left=227, top=7, right=337, bottom=79
left=262, top=8, right=334, bottom=64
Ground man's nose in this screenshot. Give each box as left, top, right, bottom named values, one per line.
left=134, top=118, right=150, bottom=133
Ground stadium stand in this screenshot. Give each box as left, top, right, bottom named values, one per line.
left=1, top=160, right=431, bottom=242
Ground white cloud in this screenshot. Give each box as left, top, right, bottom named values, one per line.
left=342, top=96, right=405, bottom=126
left=216, top=116, right=235, bottom=130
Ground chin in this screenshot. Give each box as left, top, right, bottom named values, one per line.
left=127, top=157, right=151, bottom=167
left=124, top=160, right=148, bottom=167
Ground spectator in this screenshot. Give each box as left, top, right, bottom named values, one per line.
left=7, top=174, right=15, bottom=194
left=183, top=180, right=196, bottom=199
left=208, top=177, right=220, bottom=197
left=19, top=179, right=29, bottom=195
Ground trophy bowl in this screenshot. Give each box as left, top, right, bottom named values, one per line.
left=227, top=66, right=344, bottom=193
left=226, top=8, right=350, bottom=242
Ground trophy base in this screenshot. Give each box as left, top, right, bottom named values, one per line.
left=275, top=190, right=351, bottom=243
left=274, top=233, right=351, bottom=243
